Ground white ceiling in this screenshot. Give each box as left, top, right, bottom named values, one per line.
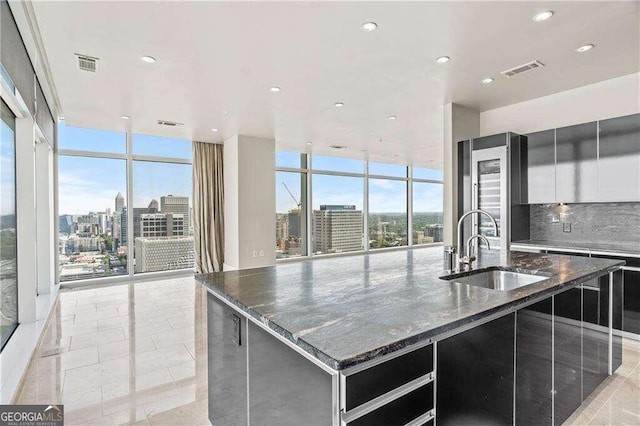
left=32, top=1, right=639, bottom=166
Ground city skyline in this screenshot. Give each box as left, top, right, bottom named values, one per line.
left=58, top=156, right=191, bottom=215
left=58, top=122, right=192, bottom=215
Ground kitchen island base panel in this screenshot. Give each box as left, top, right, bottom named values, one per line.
left=207, top=294, right=248, bottom=426
left=248, top=322, right=333, bottom=425
left=207, top=293, right=336, bottom=426
left=199, top=247, right=624, bottom=425
left=436, top=313, right=515, bottom=426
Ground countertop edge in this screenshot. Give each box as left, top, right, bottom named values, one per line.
left=511, top=241, right=640, bottom=258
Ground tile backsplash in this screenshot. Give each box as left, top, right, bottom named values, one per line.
left=530, top=203, right=640, bottom=244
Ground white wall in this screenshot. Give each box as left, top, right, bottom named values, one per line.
left=224, top=135, right=276, bottom=270
left=480, top=73, right=640, bottom=136
left=443, top=103, right=480, bottom=246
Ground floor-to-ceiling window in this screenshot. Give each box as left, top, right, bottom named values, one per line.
left=57, top=124, right=128, bottom=281
left=0, top=100, right=18, bottom=349
left=311, top=155, right=365, bottom=255
left=57, top=124, right=194, bottom=283
left=275, top=151, right=443, bottom=259
left=132, top=134, right=193, bottom=273
left=275, top=152, right=308, bottom=259
left=368, top=162, right=408, bottom=249
left=412, top=167, right=444, bottom=244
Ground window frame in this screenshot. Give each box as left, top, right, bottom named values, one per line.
left=275, top=152, right=444, bottom=262
left=56, top=128, right=193, bottom=285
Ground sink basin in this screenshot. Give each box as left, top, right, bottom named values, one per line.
left=441, top=267, right=551, bottom=291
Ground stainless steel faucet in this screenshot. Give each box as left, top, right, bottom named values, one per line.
left=456, top=209, right=498, bottom=272
left=461, top=234, right=491, bottom=271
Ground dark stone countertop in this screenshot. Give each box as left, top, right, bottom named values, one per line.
left=195, top=247, right=624, bottom=370
left=512, top=239, right=640, bottom=258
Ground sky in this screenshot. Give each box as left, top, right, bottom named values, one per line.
left=56, top=126, right=441, bottom=215
left=276, top=173, right=443, bottom=213
left=276, top=153, right=443, bottom=214
left=58, top=124, right=192, bottom=215
left=1, top=120, right=16, bottom=216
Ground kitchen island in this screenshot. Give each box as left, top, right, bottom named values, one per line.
left=196, top=247, right=624, bottom=426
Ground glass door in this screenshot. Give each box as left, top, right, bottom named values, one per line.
left=477, top=159, right=501, bottom=238
left=471, top=146, right=508, bottom=252
left=0, top=99, right=18, bottom=351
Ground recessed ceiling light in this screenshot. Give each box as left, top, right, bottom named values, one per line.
left=140, top=55, right=156, bottom=63
left=533, top=11, right=554, bottom=22
left=334, top=102, right=344, bottom=108
left=436, top=56, right=451, bottom=64
left=388, top=115, right=397, bottom=120
left=211, top=128, right=219, bottom=132
left=121, top=115, right=130, bottom=120
left=482, top=78, right=495, bottom=84
left=361, top=22, right=378, bottom=32
left=575, top=44, right=595, bottom=53
left=306, top=142, right=312, bottom=145
left=224, top=111, right=230, bottom=116
left=270, top=86, right=281, bottom=92
left=58, top=116, right=65, bottom=120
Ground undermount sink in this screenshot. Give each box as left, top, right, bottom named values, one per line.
left=441, top=267, right=552, bottom=291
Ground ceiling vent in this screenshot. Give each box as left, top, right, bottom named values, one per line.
left=500, top=60, right=545, bottom=78
left=75, top=54, right=99, bottom=72
left=329, top=145, right=347, bottom=150
left=157, top=120, right=184, bottom=127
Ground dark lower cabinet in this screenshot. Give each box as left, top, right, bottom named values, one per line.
left=624, top=269, right=640, bottom=335
left=515, top=298, right=553, bottom=426
left=553, top=287, right=583, bottom=425
left=582, top=280, right=609, bottom=400
left=437, top=313, right=515, bottom=426
left=207, top=294, right=248, bottom=426
left=345, top=344, right=432, bottom=411
left=248, top=322, right=333, bottom=426
left=348, top=383, right=433, bottom=426
left=207, top=293, right=333, bottom=426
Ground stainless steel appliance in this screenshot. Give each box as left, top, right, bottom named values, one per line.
left=457, top=133, right=529, bottom=253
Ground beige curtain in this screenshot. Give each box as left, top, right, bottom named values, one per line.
left=193, top=141, right=224, bottom=273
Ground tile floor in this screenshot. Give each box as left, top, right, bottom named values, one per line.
left=13, top=276, right=640, bottom=425
left=15, top=276, right=209, bottom=425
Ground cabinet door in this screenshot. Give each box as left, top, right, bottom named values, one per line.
left=624, top=269, right=640, bottom=334
left=598, top=114, right=640, bottom=202
left=556, top=122, right=598, bottom=203
left=515, top=298, right=553, bottom=426
left=248, top=321, right=333, bottom=425
left=554, top=287, right=583, bottom=425
left=207, top=294, right=248, bottom=426
left=437, top=313, right=515, bottom=426
left=582, top=280, right=609, bottom=400
left=524, top=129, right=556, bottom=204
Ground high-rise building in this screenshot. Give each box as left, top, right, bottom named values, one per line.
left=133, top=199, right=159, bottom=238
left=161, top=195, right=190, bottom=234
left=425, top=224, right=444, bottom=243
left=288, top=209, right=301, bottom=238
left=59, top=215, right=73, bottom=234
left=140, top=213, right=185, bottom=237
left=115, top=192, right=125, bottom=213
left=113, top=192, right=126, bottom=246
left=313, top=205, right=363, bottom=254
left=134, top=236, right=195, bottom=273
